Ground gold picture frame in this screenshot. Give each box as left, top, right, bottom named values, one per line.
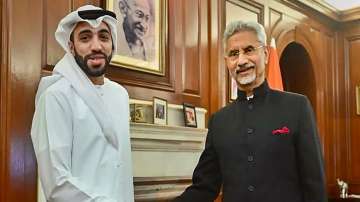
left=106, top=0, right=167, bottom=75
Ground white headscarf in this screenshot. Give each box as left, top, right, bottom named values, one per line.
left=35, top=5, right=120, bottom=150
left=55, top=4, right=118, bottom=53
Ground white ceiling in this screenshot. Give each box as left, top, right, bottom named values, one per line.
left=323, top=0, right=360, bottom=10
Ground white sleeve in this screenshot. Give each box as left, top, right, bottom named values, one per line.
left=31, top=91, right=117, bottom=202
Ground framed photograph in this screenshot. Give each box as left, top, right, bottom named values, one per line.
left=106, top=0, right=167, bottom=75
left=130, top=104, right=146, bottom=122
left=153, top=97, right=167, bottom=125
left=183, top=103, right=197, bottom=128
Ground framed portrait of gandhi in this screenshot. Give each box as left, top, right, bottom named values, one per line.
left=106, top=0, right=167, bottom=75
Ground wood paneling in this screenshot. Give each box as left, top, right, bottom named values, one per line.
left=209, top=0, right=226, bottom=115
left=333, top=30, right=348, bottom=197
left=323, top=33, right=339, bottom=194
left=0, top=0, right=359, bottom=201
left=134, top=177, right=191, bottom=201
left=0, top=0, right=5, bottom=201
left=46, top=0, right=71, bottom=66
left=349, top=37, right=360, bottom=186
left=182, top=0, right=200, bottom=96
left=0, top=0, right=43, bottom=201
left=346, top=20, right=360, bottom=193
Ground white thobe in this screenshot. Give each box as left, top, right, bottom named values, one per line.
left=31, top=78, right=134, bottom=202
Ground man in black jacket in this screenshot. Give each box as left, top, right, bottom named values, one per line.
left=174, top=21, right=327, bottom=202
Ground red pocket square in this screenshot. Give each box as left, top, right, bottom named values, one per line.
left=272, top=126, right=290, bottom=135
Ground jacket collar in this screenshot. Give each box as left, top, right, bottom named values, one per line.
left=236, top=80, right=270, bottom=101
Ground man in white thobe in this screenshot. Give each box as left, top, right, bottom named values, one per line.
left=31, top=5, right=134, bottom=202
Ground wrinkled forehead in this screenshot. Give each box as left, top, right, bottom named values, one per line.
left=129, top=0, right=151, bottom=11
left=226, top=31, right=260, bottom=49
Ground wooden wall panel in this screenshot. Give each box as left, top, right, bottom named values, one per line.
left=346, top=20, right=360, bottom=193
left=349, top=38, right=360, bottom=190
left=46, top=0, right=70, bottom=66
left=75, top=0, right=102, bottom=8
left=0, top=0, right=358, bottom=201
left=0, top=0, right=5, bottom=201
left=332, top=30, right=348, bottom=196
left=182, top=0, right=200, bottom=96
left=209, top=0, right=226, bottom=115
left=0, top=0, right=43, bottom=201
left=323, top=33, right=338, bottom=194
left=226, top=1, right=259, bottom=24
left=198, top=0, right=210, bottom=108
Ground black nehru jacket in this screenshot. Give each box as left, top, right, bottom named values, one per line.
left=174, top=81, right=327, bottom=202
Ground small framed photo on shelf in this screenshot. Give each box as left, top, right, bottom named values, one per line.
left=183, top=103, right=197, bottom=128
left=130, top=104, right=147, bottom=123
left=153, top=97, right=168, bottom=125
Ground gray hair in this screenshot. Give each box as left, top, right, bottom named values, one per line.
left=223, top=21, right=267, bottom=51
left=119, top=0, right=153, bottom=16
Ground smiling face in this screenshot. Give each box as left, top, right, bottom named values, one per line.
left=124, top=0, right=151, bottom=40
left=224, top=31, right=268, bottom=93
left=69, top=21, right=113, bottom=81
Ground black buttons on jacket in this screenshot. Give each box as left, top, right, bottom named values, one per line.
left=248, top=185, right=255, bottom=192
left=247, top=155, right=254, bottom=162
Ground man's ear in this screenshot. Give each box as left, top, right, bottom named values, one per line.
left=68, top=41, right=75, bottom=55
left=118, top=1, right=128, bottom=15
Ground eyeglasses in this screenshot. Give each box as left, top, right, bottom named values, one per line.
left=226, top=44, right=265, bottom=61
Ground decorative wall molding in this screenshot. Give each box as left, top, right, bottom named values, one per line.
left=130, top=99, right=208, bottom=129
left=226, top=0, right=265, bottom=24
left=130, top=123, right=207, bottom=200
left=130, top=122, right=207, bottom=152
left=284, top=0, right=360, bottom=22
left=341, top=7, right=360, bottom=22
left=134, top=176, right=191, bottom=201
